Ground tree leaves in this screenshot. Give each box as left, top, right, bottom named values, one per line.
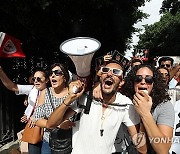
left=136, top=12, right=180, bottom=56
left=0, top=0, right=148, bottom=59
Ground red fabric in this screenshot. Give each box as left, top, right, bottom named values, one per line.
left=0, top=33, right=25, bottom=58
left=175, top=77, right=180, bottom=83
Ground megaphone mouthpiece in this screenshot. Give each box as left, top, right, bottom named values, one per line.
left=77, top=46, right=86, bottom=54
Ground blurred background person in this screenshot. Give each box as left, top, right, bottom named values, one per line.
left=158, top=57, right=180, bottom=89
left=131, top=59, right=143, bottom=68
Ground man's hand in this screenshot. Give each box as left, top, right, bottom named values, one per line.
left=93, top=82, right=103, bottom=100
left=103, top=54, right=112, bottom=62
left=66, top=80, right=85, bottom=105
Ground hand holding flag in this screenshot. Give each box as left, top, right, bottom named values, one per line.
left=0, top=32, right=26, bottom=58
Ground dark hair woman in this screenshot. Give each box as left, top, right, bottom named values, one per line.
left=121, top=64, right=175, bottom=154
left=33, top=63, right=76, bottom=154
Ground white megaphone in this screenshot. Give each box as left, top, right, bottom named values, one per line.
left=60, top=37, right=101, bottom=93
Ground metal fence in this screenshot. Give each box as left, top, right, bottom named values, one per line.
left=0, top=85, right=14, bottom=147
left=0, top=57, right=49, bottom=147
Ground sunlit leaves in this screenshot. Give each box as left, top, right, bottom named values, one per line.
left=137, top=12, right=180, bottom=55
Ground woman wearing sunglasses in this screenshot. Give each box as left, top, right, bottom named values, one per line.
left=121, top=64, right=175, bottom=154
left=0, top=66, right=49, bottom=154
left=33, top=63, right=78, bottom=154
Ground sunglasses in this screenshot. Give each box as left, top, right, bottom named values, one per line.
left=134, top=75, right=154, bottom=84
left=100, top=67, right=123, bottom=76
left=160, top=64, right=171, bottom=68
left=49, top=70, right=64, bottom=76
left=32, top=77, right=43, bottom=82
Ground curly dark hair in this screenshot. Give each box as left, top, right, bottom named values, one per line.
left=121, top=64, right=170, bottom=110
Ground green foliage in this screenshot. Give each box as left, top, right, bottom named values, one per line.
left=136, top=12, right=180, bottom=55
left=160, top=0, right=180, bottom=15
left=0, top=0, right=148, bottom=60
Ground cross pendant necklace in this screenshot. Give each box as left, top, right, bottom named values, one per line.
left=100, top=129, right=104, bottom=136
left=100, top=113, right=105, bottom=137
left=100, top=105, right=112, bottom=137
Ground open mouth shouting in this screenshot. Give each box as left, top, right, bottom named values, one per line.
left=103, top=77, right=115, bottom=89
left=51, top=79, right=57, bottom=85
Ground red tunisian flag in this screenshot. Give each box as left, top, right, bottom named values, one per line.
left=0, top=32, right=26, bottom=58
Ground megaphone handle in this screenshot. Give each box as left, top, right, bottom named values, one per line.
left=72, top=86, right=78, bottom=94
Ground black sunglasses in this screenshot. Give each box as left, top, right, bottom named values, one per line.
left=49, top=70, right=64, bottom=76
left=134, top=75, right=154, bottom=84
left=160, top=64, right=171, bottom=68
left=32, top=77, right=43, bottom=82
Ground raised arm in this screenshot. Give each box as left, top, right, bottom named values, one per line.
left=125, top=101, right=147, bottom=154
left=140, top=118, right=173, bottom=154
left=46, top=80, right=85, bottom=129
left=128, top=124, right=147, bottom=154
left=133, top=91, right=174, bottom=154
left=0, top=66, right=19, bottom=92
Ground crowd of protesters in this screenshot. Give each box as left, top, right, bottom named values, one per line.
left=0, top=50, right=180, bottom=154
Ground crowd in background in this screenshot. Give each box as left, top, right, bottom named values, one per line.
left=0, top=50, right=180, bottom=154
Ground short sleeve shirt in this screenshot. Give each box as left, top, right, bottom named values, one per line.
left=16, top=84, right=34, bottom=95
left=148, top=101, right=175, bottom=154
left=152, top=101, right=175, bottom=128
left=72, top=92, right=140, bottom=154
